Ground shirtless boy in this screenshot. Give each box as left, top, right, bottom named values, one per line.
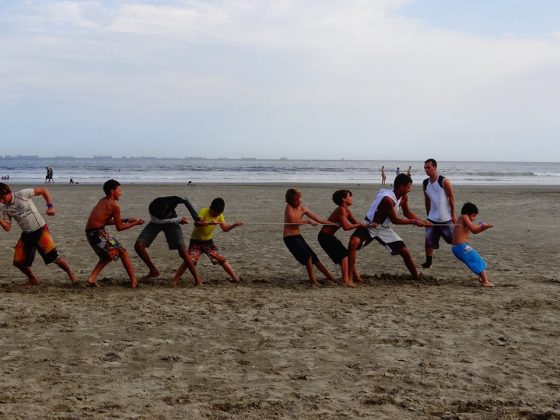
left=318, top=190, right=370, bottom=287
left=283, top=188, right=336, bottom=287
left=348, top=174, right=431, bottom=282
left=134, top=196, right=202, bottom=285
left=0, top=183, right=78, bottom=286
left=452, top=202, right=494, bottom=287
left=85, top=179, right=144, bottom=288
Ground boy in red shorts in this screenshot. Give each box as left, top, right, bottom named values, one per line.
left=0, top=183, right=78, bottom=286
left=176, top=197, right=243, bottom=286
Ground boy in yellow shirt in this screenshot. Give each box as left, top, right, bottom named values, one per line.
left=174, top=198, right=243, bottom=286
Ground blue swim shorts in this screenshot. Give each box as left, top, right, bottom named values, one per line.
left=452, top=243, right=486, bottom=275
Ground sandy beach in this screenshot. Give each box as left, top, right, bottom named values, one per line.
left=1, top=182, right=559, bottom=418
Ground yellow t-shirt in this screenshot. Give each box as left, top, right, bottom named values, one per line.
left=190, top=207, right=225, bottom=241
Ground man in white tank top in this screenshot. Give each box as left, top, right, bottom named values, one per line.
left=348, top=174, right=432, bottom=282
left=421, top=158, right=456, bottom=268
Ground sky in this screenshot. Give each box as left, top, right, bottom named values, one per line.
left=1, top=0, right=560, bottom=161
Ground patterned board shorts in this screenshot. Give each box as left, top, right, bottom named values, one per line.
left=14, top=225, right=59, bottom=267
left=188, top=239, right=225, bottom=265
left=86, top=228, right=126, bottom=261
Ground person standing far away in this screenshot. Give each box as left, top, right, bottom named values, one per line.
left=395, top=167, right=400, bottom=177
left=381, top=166, right=387, bottom=185
left=421, top=158, right=456, bottom=269
left=406, top=165, right=412, bottom=178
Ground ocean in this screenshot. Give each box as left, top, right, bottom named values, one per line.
left=1, top=157, right=559, bottom=186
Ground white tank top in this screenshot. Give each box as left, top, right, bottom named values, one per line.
left=424, top=176, right=452, bottom=222
left=365, top=189, right=400, bottom=225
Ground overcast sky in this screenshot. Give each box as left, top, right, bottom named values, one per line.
left=1, top=0, right=560, bottom=161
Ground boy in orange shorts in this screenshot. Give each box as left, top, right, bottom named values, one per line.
left=0, top=183, right=78, bottom=286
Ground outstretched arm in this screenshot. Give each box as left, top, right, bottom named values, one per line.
left=112, top=203, right=144, bottom=231
left=463, top=216, right=492, bottom=234
left=340, top=208, right=364, bottom=230
left=386, top=197, right=431, bottom=227
left=181, top=198, right=201, bottom=222
left=33, top=187, right=55, bottom=216
left=220, top=220, right=244, bottom=232
left=304, top=208, right=331, bottom=226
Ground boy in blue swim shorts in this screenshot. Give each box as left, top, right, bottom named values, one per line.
left=452, top=202, right=494, bottom=287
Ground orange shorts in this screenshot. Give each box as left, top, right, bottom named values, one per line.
left=13, top=225, right=59, bottom=268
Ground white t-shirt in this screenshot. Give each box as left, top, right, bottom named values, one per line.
left=1, top=189, right=46, bottom=232
left=424, top=176, right=452, bottom=222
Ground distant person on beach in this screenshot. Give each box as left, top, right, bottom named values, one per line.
left=178, top=197, right=243, bottom=286
left=381, top=166, right=386, bottom=185
left=187, top=181, right=196, bottom=187
left=395, top=167, right=400, bottom=177
left=421, top=158, right=456, bottom=268
left=45, top=167, right=54, bottom=183
left=452, top=202, right=494, bottom=287
left=85, top=179, right=144, bottom=288
left=348, top=174, right=431, bottom=282
left=406, top=165, right=412, bottom=178
left=284, top=188, right=336, bottom=287
left=318, top=190, right=372, bottom=287
left=0, top=183, right=78, bottom=286
left=134, top=196, right=202, bottom=286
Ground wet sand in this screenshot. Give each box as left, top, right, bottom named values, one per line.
left=1, top=183, right=559, bottom=418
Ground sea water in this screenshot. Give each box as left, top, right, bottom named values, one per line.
left=1, top=157, right=559, bottom=185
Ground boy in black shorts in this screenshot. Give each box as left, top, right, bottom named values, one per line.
left=318, top=190, right=370, bottom=287
left=283, top=188, right=336, bottom=287
left=134, top=196, right=202, bottom=285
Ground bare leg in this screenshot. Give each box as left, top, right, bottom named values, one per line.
left=348, top=236, right=364, bottom=283
left=87, top=258, right=111, bottom=287
left=399, top=247, right=420, bottom=281
left=134, top=241, right=160, bottom=280
left=219, top=260, right=240, bottom=283
left=304, top=258, right=320, bottom=287
left=54, top=257, right=79, bottom=283
left=15, top=265, right=40, bottom=286
left=314, top=260, right=336, bottom=284
left=479, top=270, right=494, bottom=287
left=119, top=251, right=138, bottom=288
left=340, top=257, right=355, bottom=288
left=422, top=246, right=434, bottom=268
left=174, top=249, right=202, bottom=286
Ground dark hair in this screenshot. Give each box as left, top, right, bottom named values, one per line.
left=210, top=197, right=225, bottom=214
left=332, top=189, right=351, bottom=206
left=0, top=183, right=11, bottom=195
left=285, top=188, right=301, bottom=205
left=393, top=173, right=412, bottom=189
left=424, top=158, right=438, bottom=167
left=103, top=179, right=121, bottom=196
left=461, top=202, right=478, bottom=215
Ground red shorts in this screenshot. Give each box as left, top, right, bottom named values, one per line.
left=13, top=225, right=59, bottom=268
left=188, top=239, right=225, bottom=265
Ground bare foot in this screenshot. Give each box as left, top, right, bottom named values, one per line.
left=353, top=275, right=364, bottom=284
left=480, top=280, right=495, bottom=288
left=343, top=281, right=356, bottom=288
left=193, top=280, right=204, bottom=287
left=309, top=281, right=320, bottom=288
left=130, top=280, right=138, bottom=288
left=172, top=277, right=181, bottom=287
left=20, top=279, right=40, bottom=287
left=86, top=278, right=100, bottom=288
left=140, top=270, right=159, bottom=282
left=68, top=271, right=79, bottom=284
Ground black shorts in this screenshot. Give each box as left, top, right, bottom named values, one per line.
left=317, top=232, right=348, bottom=265
left=283, top=235, right=319, bottom=266
left=136, top=222, right=185, bottom=250
left=351, top=227, right=406, bottom=256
